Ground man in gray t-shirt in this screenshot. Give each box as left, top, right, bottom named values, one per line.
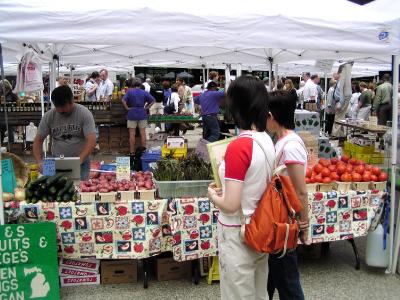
left=33, top=86, right=96, bottom=179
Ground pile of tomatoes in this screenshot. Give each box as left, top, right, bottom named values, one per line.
left=306, top=155, right=388, bottom=184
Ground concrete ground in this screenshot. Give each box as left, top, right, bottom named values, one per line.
left=60, top=237, right=400, bottom=300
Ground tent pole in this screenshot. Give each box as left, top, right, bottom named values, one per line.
left=206, top=69, right=209, bottom=82
left=323, top=72, right=328, bottom=132
left=237, top=63, right=242, bottom=77
left=390, top=54, right=399, bottom=274
left=202, top=67, right=206, bottom=89
left=0, top=43, right=11, bottom=152
left=225, top=64, right=231, bottom=91
left=268, top=58, right=273, bottom=91
left=274, top=64, right=278, bottom=90
left=0, top=43, right=6, bottom=225
left=132, top=66, right=135, bottom=78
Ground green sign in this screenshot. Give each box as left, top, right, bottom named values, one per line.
left=0, top=223, right=60, bottom=300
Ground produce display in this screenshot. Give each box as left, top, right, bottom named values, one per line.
left=25, top=173, right=78, bottom=203
left=80, top=171, right=155, bottom=193
left=153, top=154, right=212, bottom=181
left=306, top=156, right=388, bottom=184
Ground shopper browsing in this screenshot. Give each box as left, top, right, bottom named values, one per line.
left=122, top=78, right=155, bottom=153
left=208, top=75, right=275, bottom=300
left=84, top=71, right=101, bottom=101
left=98, top=69, right=114, bottom=101
left=266, top=91, right=310, bottom=300
left=33, top=86, right=96, bottom=180
left=194, top=81, right=225, bottom=142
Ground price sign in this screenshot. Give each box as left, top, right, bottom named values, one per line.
left=42, top=158, right=56, bottom=176
left=1, top=158, right=17, bottom=193
left=116, top=156, right=131, bottom=181
left=0, top=223, right=60, bottom=299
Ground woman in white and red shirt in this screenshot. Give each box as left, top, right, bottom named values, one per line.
left=208, top=76, right=275, bottom=300
left=266, top=91, right=310, bottom=300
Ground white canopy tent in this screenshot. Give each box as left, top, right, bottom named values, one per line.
left=0, top=0, right=399, bottom=273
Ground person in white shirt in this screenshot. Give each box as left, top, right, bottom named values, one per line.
left=84, top=71, right=100, bottom=101
left=142, top=78, right=152, bottom=93
left=296, top=80, right=306, bottom=109
left=98, top=69, right=114, bottom=101
left=302, top=73, right=317, bottom=104
left=204, top=71, right=219, bottom=92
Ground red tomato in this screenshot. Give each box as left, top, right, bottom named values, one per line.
left=352, top=173, right=362, bottom=182
left=309, top=177, right=316, bottom=183
left=341, top=173, right=352, bottom=182
left=313, top=164, right=324, bottom=174
left=322, top=177, right=332, bottom=184
left=315, top=174, right=323, bottom=183
left=321, top=168, right=330, bottom=178
left=306, top=168, right=312, bottom=178
left=354, top=165, right=365, bottom=175
left=346, top=164, right=353, bottom=173
left=349, top=158, right=357, bottom=165
left=372, top=167, right=381, bottom=176
left=362, top=173, right=371, bottom=182
left=305, top=178, right=311, bottom=184
left=378, top=172, right=388, bottom=181
left=328, top=165, right=336, bottom=172
left=330, top=158, right=339, bottom=165
left=337, top=165, right=346, bottom=175
left=341, top=155, right=349, bottom=163
left=356, top=159, right=365, bottom=166
left=319, top=158, right=330, bottom=167
left=365, top=164, right=373, bottom=172
left=370, top=175, right=378, bottom=182
left=329, top=172, right=340, bottom=181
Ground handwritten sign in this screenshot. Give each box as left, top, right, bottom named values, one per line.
left=42, top=158, right=56, bottom=176
left=116, top=157, right=131, bottom=182
left=1, top=159, right=16, bottom=193
left=0, top=223, right=60, bottom=299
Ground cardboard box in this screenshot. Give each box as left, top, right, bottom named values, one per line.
left=101, top=260, right=138, bottom=284
left=156, top=257, right=191, bottom=281
left=60, top=275, right=100, bottom=287
left=59, top=266, right=98, bottom=277
left=60, top=258, right=100, bottom=272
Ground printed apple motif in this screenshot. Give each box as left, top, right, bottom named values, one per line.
left=342, top=212, right=350, bottom=220
left=134, top=242, right=144, bottom=253
left=82, top=233, right=92, bottom=242
left=190, top=230, right=199, bottom=239
left=103, top=245, right=113, bottom=254
left=46, top=211, right=55, bottom=221
left=151, top=228, right=161, bottom=238
left=61, top=220, right=72, bottom=230
left=132, top=215, right=144, bottom=225
left=122, top=231, right=132, bottom=240
left=64, top=246, right=74, bottom=254
left=326, top=225, right=335, bottom=234
left=314, top=193, right=324, bottom=201
left=184, top=205, right=194, bottom=215
left=355, top=210, right=367, bottom=220
left=173, top=233, right=181, bottom=245
left=199, top=214, right=210, bottom=224
left=201, top=240, right=210, bottom=250
left=117, top=206, right=128, bottom=216
left=103, top=233, right=113, bottom=243
left=317, top=215, right=325, bottom=224
left=326, top=200, right=336, bottom=209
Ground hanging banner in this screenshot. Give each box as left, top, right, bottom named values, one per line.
left=0, top=223, right=60, bottom=299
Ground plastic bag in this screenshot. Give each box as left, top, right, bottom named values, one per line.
left=14, top=49, right=44, bottom=94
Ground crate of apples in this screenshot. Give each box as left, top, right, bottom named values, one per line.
left=306, top=156, right=388, bottom=185
left=132, top=171, right=155, bottom=190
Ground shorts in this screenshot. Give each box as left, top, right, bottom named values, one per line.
left=127, top=120, right=147, bottom=129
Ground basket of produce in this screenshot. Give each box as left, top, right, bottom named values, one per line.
left=153, top=154, right=213, bottom=198
left=2, top=152, right=28, bottom=186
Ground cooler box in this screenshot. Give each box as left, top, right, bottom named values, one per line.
left=141, top=150, right=162, bottom=171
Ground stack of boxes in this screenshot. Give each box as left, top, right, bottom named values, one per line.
left=101, top=260, right=138, bottom=284
left=294, top=110, right=320, bottom=137
left=298, top=131, right=318, bottom=167
left=318, top=135, right=339, bottom=160
left=59, top=258, right=100, bottom=287
left=343, top=138, right=384, bottom=164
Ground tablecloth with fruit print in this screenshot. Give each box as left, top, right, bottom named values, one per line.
left=16, top=197, right=219, bottom=261
left=307, top=189, right=384, bottom=243
left=15, top=190, right=383, bottom=260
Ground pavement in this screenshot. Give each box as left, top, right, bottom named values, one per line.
left=60, top=237, right=400, bottom=300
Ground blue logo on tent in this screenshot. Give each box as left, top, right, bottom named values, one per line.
left=378, top=31, right=389, bottom=41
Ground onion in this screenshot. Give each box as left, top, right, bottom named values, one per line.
left=2, top=192, right=14, bottom=202
left=14, top=188, right=26, bottom=202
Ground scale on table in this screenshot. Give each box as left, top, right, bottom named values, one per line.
left=43, top=156, right=80, bottom=181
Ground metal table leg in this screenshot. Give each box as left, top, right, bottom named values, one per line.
left=347, top=238, right=361, bottom=270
